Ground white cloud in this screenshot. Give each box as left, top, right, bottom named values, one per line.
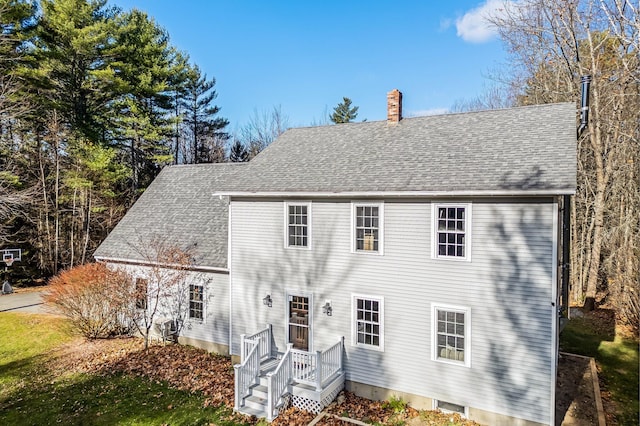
left=455, top=0, right=513, bottom=43
left=407, top=108, right=449, bottom=117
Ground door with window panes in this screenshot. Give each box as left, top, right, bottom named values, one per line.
left=287, top=295, right=309, bottom=351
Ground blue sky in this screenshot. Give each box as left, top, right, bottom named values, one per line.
left=110, top=0, right=508, bottom=132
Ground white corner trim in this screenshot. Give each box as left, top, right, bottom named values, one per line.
left=550, top=200, right=559, bottom=425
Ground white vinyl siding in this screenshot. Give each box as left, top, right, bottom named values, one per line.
left=230, top=199, right=557, bottom=425
left=110, top=264, right=230, bottom=352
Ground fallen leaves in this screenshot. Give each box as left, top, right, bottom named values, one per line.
left=50, top=338, right=483, bottom=425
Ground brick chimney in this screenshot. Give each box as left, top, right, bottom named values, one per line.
left=387, top=89, right=402, bottom=123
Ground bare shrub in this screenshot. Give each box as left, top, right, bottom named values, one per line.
left=45, top=263, right=134, bottom=339
left=128, top=236, right=197, bottom=350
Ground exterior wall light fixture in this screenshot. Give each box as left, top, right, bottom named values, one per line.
left=263, top=294, right=272, bottom=307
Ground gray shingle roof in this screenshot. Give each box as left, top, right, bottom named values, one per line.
left=239, top=102, right=576, bottom=194
left=95, top=103, right=576, bottom=265
left=93, top=163, right=246, bottom=268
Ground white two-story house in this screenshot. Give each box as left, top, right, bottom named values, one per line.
left=95, top=91, right=576, bottom=425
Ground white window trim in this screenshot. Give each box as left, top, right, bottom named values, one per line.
left=431, top=302, right=471, bottom=367
left=351, top=201, right=384, bottom=255
left=351, top=294, right=384, bottom=352
left=285, top=290, right=313, bottom=352
left=433, top=399, right=469, bottom=418
left=431, top=202, right=472, bottom=262
left=188, top=282, right=206, bottom=323
left=284, top=201, right=312, bottom=250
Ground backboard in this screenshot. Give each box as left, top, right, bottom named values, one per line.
left=1, top=249, right=21, bottom=266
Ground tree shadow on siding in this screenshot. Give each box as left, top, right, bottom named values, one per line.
left=232, top=208, right=357, bottom=357
left=486, top=203, right=556, bottom=423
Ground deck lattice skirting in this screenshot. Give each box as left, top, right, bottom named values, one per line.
left=234, top=325, right=345, bottom=421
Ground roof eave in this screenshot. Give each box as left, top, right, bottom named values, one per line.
left=94, top=256, right=229, bottom=273
left=215, top=189, right=577, bottom=198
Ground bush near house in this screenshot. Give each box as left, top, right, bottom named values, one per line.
left=45, top=263, right=134, bottom=338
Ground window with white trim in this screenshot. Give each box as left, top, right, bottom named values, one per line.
left=189, top=284, right=204, bottom=320
left=432, top=304, right=470, bottom=366
left=285, top=202, right=310, bottom=248
left=433, top=203, right=470, bottom=260
left=353, top=295, right=384, bottom=350
left=353, top=203, right=383, bottom=253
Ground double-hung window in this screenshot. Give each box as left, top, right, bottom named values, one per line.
left=352, top=295, right=384, bottom=351
left=135, top=278, right=148, bottom=310
left=433, top=203, right=471, bottom=260
left=285, top=202, right=311, bottom=248
left=189, top=284, right=204, bottom=320
left=352, top=203, right=383, bottom=254
left=432, top=303, right=470, bottom=366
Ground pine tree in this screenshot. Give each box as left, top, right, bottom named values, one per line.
left=109, top=9, right=190, bottom=197
left=229, top=140, right=248, bottom=162
left=179, top=64, right=229, bottom=164
left=330, top=97, right=359, bottom=123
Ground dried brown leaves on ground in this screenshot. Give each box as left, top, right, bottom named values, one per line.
left=324, top=391, right=481, bottom=426
left=49, top=337, right=590, bottom=425
left=55, top=338, right=237, bottom=408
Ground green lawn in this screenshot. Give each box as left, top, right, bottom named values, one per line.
left=560, top=311, right=639, bottom=425
left=0, top=312, right=248, bottom=426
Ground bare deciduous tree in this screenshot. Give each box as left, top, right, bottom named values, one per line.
left=490, top=0, right=639, bottom=323
left=128, top=235, right=200, bottom=349
left=238, top=105, right=289, bottom=159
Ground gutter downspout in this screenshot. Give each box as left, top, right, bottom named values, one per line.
left=564, top=75, right=591, bottom=317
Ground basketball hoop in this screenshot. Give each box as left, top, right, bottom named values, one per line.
left=1, top=249, right=20, bottom=268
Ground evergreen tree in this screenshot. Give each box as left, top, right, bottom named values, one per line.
left=179, top=64, right=229, bottom=164
left=0, top=0, right=228, bottom=280
left=228, top=140, right=248, bottom=162
left=20, top=0, right=118, bottom=139
left=109, top=9, right=189, bottom=198
left=330, top=97, right=358, bottom=123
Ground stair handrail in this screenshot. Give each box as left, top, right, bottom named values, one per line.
left=233, top=338, right=260, bottom=411
left=266, top=343, right=293, bottom=422
left=243, top=324, right=272, bottom=361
